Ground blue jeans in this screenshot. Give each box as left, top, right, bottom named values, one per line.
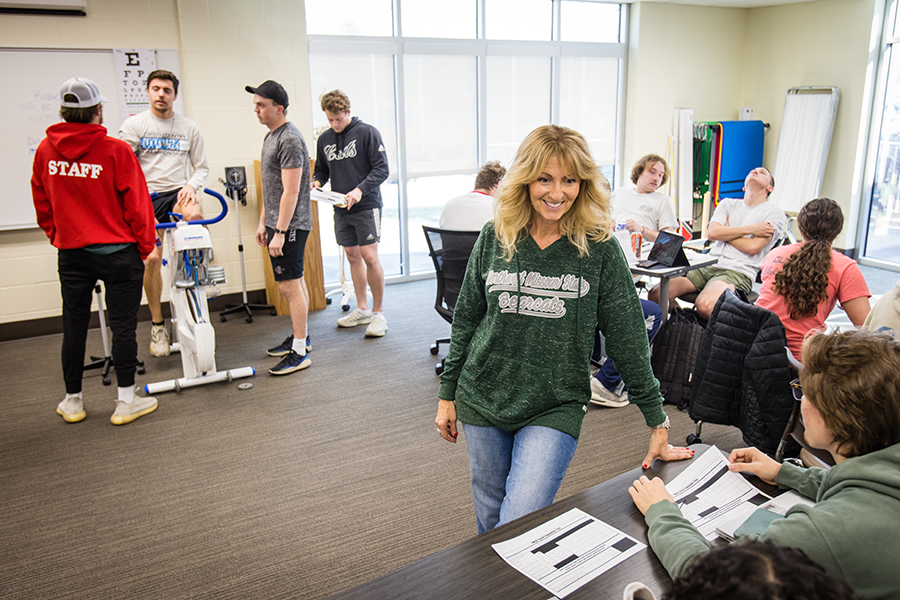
left=462, top=424, right=578, bottom=534
left=594, top=299, right=663, bottom=393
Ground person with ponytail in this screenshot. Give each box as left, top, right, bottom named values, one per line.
left=756, top=197, right=871, bottom=360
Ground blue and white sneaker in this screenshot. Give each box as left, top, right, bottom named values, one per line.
left=268, top=350, right=311, bottom=375
left=267, top=335, right=312, bottom=357
left=267, top=335, right=293, bottom=357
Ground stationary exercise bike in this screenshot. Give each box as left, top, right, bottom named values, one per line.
left=144, top=189, right=255, bottom=394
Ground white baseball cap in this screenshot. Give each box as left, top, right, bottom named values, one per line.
left=59, top=77, right=108, bottom=108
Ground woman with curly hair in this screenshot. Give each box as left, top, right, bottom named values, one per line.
left=435, top=125, right=692, bottom=534
left=755, top=197, right=870, bottom=360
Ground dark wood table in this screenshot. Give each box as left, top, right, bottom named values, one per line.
left=328, top=444, right=776, bottom=600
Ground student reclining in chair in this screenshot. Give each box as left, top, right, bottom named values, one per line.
left=649, top=167, right=785, bottom=319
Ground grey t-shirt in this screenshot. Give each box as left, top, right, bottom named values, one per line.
left=261, top=121, right=312, bottom=231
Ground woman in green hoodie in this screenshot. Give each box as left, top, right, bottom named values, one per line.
left=435, top=125, right=692, bottom=534
left=629, top=328, right=900, bottom=600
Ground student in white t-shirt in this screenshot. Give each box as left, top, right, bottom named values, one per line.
left=649, top=167, right=786, bottom=320
left=591, top=155, right=676, bottom=408
left=440, top=161, right=506, bottom=231
left=612, top=154, right=679, bottom=242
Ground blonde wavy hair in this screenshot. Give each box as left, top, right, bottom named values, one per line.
left=494, top=125, right=612, bottom=261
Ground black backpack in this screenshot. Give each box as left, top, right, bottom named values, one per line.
left=651, top=308, right=705, bottom=410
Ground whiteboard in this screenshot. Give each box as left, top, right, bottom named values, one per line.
left=0, top=47, right=180, bottom=231
left=770, top=87, right=840, bottom=215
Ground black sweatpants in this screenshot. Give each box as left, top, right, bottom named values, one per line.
left=58, top=245, right=145, bottom=393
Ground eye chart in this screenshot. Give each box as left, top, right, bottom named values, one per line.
left=114, top=48, right=156, bottom=118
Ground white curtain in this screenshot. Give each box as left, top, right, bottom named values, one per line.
left=771, top=89, right=839, bottom=214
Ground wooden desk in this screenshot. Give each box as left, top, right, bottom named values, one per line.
left=328, top=445, right=774, bottom=600
left=254, top=159, right=328, bottom=312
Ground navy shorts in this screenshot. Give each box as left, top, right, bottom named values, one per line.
left=334, top=208, right=381, bottom=247
left=151, top=189, right=181, bottom=223
left=266, top=227, right=310, bottom=281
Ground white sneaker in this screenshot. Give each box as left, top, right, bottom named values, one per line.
left=589, top=377, right=629, bottom=407
left=150, top=324, right=170, bottom=357
left=110, top=396, right=158, bottom=425
left=365, top=314, right=388, bottom=337
left=337, top=308, right=373, bottom=328
left=56, top=396, right=86, bottom=423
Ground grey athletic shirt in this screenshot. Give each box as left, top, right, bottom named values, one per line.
left=260, top=121, right=312, bottom=231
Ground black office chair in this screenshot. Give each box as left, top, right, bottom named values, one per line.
left=422, top=226, right=481, bottom=375
left=774, top=347, right=836, bottom=469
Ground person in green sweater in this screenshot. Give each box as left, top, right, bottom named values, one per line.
left=434, top=125, right=693, bottom=534
left=629, top=328, right=900, bottom=600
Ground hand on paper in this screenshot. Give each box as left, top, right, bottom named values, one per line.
left=629, top=475, right=675, bottom=516
left=435, top=399, right=458, bottom=443
left=642, top=428, right=694, bottom=469
left=727, top=447, right=781, bottom=486
left=345, top=187, right=363, bottom=209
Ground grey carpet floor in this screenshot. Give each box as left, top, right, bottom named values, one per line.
left=0, top=279, right=745, bottom=599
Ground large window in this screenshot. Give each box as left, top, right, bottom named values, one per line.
left=861, top=0, right=900, bottom=271
left=306, top=0, right=626, bottom=283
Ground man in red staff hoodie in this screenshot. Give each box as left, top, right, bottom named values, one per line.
left=31, top=77, right=158, bottom=426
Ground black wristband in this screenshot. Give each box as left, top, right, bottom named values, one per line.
left=274, top=228, right=288, bottom=235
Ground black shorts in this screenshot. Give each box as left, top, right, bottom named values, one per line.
left=152, top=189, right=181, bottom=223
left=334, top=208, right=381, bottom=247
left=266, top=227, right=310, bottom=281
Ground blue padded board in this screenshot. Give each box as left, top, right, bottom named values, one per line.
left=718, top=120, right=765, bottom=198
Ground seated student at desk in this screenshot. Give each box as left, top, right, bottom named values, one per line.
left=755, top=197, right=870, bottom=360
left=628, top=328, right=900, bottom=600
left=589, top=154, right=675, bottom=408
left=649, top=167, right=785, bottom=320
left=440, top=161, right=506, bottom=231
left=613, top=153, right=679, bottom=242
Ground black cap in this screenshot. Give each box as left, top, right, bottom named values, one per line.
left=245, top=80, right=289, bottom=108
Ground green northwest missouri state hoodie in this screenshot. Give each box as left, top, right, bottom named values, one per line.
left=438, top=222, right=667, bottom=439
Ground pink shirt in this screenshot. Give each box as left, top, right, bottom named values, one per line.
left=756, top=243, right=870, bottom=360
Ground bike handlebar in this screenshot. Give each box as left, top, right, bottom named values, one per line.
left=155, top=188, right=229, bottom=230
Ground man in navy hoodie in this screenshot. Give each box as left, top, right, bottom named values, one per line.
left=31, top=77, right=158, bottom=426
left=312, top=90, right=390, bottom=337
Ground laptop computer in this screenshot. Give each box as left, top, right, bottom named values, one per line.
left=636, top=230, right=690, bottom=268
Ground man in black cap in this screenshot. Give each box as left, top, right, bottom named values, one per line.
left=246, top=80, right=313, bottom=375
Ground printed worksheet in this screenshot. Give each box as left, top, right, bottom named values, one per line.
left=492, top=508, right=644, bottom=598
left=665, top=445, right=773, bottom=540
left=310, top=188, right=347, bottom=207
